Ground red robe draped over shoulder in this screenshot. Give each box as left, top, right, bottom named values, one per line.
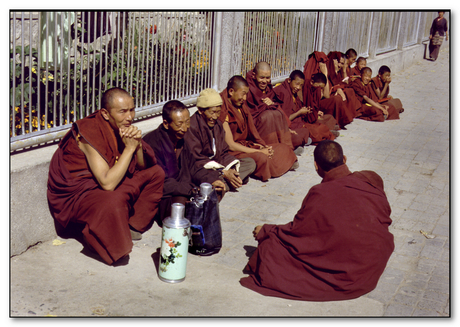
left=275, top=79, right=334, bottom=144
left=240, top=164, right=394, bottom=301
left=303, top=51, right=328, bottom=82
left=218, top=90, right=296, bottom=181
left=370, top=76, right=404, bottom=114
left=246, top=69, right=295, bottom=149
left=47, top=110, right=165, bottom=265
left=351, top=79, right=399, bottom=121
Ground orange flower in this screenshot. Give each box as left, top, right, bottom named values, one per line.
left=165, top=238, right=175, bottom=248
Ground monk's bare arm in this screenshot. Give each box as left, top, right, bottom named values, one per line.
left=222, top=122, right=271, bottom=157
left=78, top=132, right=139, bottom=191
left=363, top=95, right=389, bottom=116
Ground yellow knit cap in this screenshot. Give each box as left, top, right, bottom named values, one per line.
left=196, top=88, right=223, bottom=108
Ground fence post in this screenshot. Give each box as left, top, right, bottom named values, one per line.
left=211, top=11, right=245, bottom=92
left=368, top=12, right=381, bottom=59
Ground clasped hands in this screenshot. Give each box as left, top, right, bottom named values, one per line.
left=120, top=125, right=142, bottom=151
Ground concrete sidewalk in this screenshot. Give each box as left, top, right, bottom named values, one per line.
left=10, top=47, right=450, bottom=317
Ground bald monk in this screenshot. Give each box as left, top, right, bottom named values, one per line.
left=185, top=88, right=256, bottom=199
left=351, top=67, right=399, bottom=122
left=240, top=140, right=395, bottom=301
left=274, top=70, right=336, bottom=144
left=47, top=87, right=165, bottom=265
left=246, top=61, right=309, bottom=151
left=219, top=75, right=298, bottom=181
left=370, top=65, right=404, bottom=114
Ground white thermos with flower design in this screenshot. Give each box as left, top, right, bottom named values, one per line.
left=159, top=203, right=191, bottom=283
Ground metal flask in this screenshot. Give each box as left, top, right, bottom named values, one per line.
left=158, top=203, right=191, bottom=283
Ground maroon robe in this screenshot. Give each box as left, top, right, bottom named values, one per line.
left=350, top=65, right=362, bottom=77
left=218, top=90, right=296, bottom=181
left=184, top=111, right=239, bottom=185
left=240, top=164, right=394, bottom=301
left=245, top=69, right=295, bottom=149
left=351, top=79, right=399, bottom=121
left=47, top=110, right=165, bottom=265
left=370, top=76, right=404, bottom=114
left=322, top=51, right=360, bottom=126
left=275, top=79, right=334, bottom=144
left=302, top=51, right=328, bottom=83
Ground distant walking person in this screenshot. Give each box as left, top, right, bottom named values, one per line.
left=429, top=11, right=448, bottom=61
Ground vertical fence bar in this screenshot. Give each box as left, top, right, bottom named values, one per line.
left=20, top=13, right=25, bottom=135
left=98, top=12, right=104, bottom=109
left=11, top=12, right=16, bottom=137
left=37, top=12, right=42, bottom=131
left=59, top=12, right=64, bottom=127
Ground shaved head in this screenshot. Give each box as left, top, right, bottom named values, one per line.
left=314, top=140, right=344, bottom=172
left=101, top=87, right=132, bottom=110
left=254, top=61, right=271, bottom=74
left=361, top=67, right=372, bottom=76
left=227, top=75, right=249, bottom=91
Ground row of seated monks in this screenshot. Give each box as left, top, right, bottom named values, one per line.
left=47, top=48, right=400, bottom=301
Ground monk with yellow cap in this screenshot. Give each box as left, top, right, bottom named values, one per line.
left=184, top=88, right=256, bottom=200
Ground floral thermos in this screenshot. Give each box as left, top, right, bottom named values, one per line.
left=159, top=203, right=191, bottom=283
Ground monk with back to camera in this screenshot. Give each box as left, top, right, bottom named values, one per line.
left=219, top=75, right=298, bottom=181
left=47, top=87, right=165, bottom=265
left=240, top=140, right=395, bottom=301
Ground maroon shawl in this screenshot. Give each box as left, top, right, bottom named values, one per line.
left=218, top=90, right=266, bottom=148
left=240, top=164, right=394, bottom=301
left=303, top=51, right=328, bottom=82
left=246, top=68, right=291, bottom=125
left=47, top=110, right=157, bottom=228
left=218, top=90, right=297, bottom=181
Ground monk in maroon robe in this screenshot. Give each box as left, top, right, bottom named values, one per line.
left=341, top=48, right=358, bottom=85
left=246, top=62, right=308, bottom=149
left=351, top=67, right=399, bottom=121
left=303, top=73, right=340, bottom=139
left=240, top=140, right=394, bottom=301
left=47, top=87, right=165, bottom=265
left=327, top=51, right=361, bottom=122
left=218, top=76, right=298, bottom=181
left=302, top=52, right=353, bottom=129
left=184, top=88, right=256, bottom=199
left=302, top=51, right=328, bottom=84
left=274, top=70, right=335, bottom=144
left=350, top=57, right=367, bottom=79
left=370, top=65, right=404, bottom=114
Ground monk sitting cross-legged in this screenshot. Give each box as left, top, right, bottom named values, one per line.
left=47, top=87, right=165, bottom=265
left=219, top=75, right=298, bottom=181
left=184, top=88, right=256, bottom=201
left=143, top=100, right=198, bottom=223
left=240, top=140, right=395, bottom=301
left=351, top=67, right=399, bottom=122
left=246, top=61, right=309, bottom=152
left=274, top=70, right=336, bottom=145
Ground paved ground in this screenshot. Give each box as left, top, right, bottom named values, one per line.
left=9, top=47, right=450, bottom=318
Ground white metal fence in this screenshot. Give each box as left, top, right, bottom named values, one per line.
left=10, top=11, right=214, bottom=150
left=10, top=11, right=445, bottom=151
